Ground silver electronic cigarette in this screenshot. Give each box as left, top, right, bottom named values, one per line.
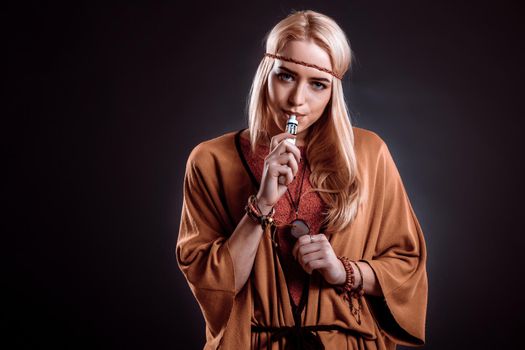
left=278, top=115, right=299, bottom=186
left=285, top=115, right=298, bottom=144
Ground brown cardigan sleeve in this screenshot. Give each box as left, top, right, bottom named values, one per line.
left=362, top=139, right=428, bottom=347
left=176, top=143, right=236, bottom=346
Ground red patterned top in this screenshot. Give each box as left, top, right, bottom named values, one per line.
left=239, top=134, right=328, bottom=306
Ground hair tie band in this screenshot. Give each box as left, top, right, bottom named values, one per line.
left=264, top=53, right=343, bottom=80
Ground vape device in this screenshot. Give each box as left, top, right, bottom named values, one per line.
left=279, top=115, right=299, bottom=186
left=285, top=115, right=298, bottom=144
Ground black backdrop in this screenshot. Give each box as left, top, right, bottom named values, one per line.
left=6, top=1, right=523, bottom=349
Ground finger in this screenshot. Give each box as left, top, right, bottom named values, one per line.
left=298, top=233, right=323, bottom=245
left=293, top=238, right=321, bottom=260
left=276, top=153, right=299, bottom=177
left=270, top=132, right=296, bottom=151
left=270, top=133, right=301, bottom=162
left=292, top=237, right=311, bottom=260
left=274, top=165, right=293, bottom=186
left=297, top=242, right=323, bottom=257
left=304, top=258, right=330, bottom=274
left=294, top=234, right=329, bottom=259
left=264, top=141, right=301, bottom=169
left=268, top=162, right=289, bottom=177
left=299, top=250, right=325, bottom=267
left=297, top=234, right=310, bottom=246
left=306, top=234, right=328, bottom=244
left=271, top=139, right=301, bottom=165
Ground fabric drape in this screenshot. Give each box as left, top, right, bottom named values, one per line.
left=176, top=127, right=427, bottom=349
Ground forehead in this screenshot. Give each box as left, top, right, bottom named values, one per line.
left=275, top=39, right=333, bottom=80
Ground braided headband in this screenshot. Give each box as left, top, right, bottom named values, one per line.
left=264, top=53, right=342, bottom=80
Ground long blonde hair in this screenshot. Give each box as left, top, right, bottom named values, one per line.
left=247, top=10, right=366, bottom=234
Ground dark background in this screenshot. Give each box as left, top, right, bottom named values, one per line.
left=6, top=1, right=523, bottom=349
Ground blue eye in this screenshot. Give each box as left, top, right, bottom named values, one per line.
left=277, top=73, right=294, bottom=82
left=312, top=82, right=327, bottom=90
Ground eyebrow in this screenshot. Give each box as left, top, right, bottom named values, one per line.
left=277, top=66, right=332, bottom=83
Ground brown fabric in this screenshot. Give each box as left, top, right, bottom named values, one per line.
left=176, top=127, right=428, bottom=349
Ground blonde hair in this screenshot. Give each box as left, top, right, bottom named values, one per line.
left=246, top=10, right=366, bottom=234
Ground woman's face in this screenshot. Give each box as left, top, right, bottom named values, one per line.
left=267, top=39, right=333, bottom=143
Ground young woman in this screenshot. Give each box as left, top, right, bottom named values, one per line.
left=176, top=10, right=427, bottom=350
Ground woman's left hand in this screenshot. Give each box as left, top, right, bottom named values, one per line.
left=292, top=234, right=345, bottom=285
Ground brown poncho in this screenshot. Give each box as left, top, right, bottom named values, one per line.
left=176, top=127, right=428, bottom=349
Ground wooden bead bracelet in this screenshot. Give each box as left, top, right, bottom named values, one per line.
left=336, top=256, right=364, bottom=298
left=245, top=194, right=276, bottom=230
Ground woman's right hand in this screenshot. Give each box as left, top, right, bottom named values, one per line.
left=256, top=132, right=302, bottom=214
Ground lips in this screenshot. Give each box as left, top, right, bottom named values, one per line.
left=283, top=109, right=306, bottom=118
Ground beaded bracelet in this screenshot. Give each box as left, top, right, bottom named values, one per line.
left=336, top=256, right=364, bottom=325
left=245, top=194, right=276, bottom=230
left=336, top=256, right=355, bottom=295
left=336, top=256, right=365, bottom=298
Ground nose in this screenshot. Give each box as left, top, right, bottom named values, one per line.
left=288, top=82, right=306, bottom=106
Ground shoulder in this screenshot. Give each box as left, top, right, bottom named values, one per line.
left=352, top=127, right=401, bottom=181
left=186, top=130, right=240, bottom=171
left=352, top=126, right=389, bottom=157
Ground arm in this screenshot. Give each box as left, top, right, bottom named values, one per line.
left=229, top=132, right=301, bottom=293
left=227, top=210, right=266, bottom=294
left=359, top=138, right=427, bottom=345
left=345, top=261, right=383, bottom=297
